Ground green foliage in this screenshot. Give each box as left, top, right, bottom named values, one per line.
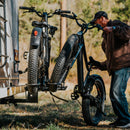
left=26, top=0, right=59, bottom=6
left=115, top=0, right=126, bottom=3
left=27, top=0, right=43, bottom=6
left=46, top=123, right=62, bottom=130
left=79, top=0, right=104, bottom=47
left=82, top=8, right=93, bottom=20
left=112, top=0, right=130, bottom=23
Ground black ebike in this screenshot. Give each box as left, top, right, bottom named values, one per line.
left=50, top=12, right=106, bottom=126
left=20, top=7, right=71, bottom=101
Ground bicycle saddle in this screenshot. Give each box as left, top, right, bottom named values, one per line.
left=32, top=21, right=48, bottom=27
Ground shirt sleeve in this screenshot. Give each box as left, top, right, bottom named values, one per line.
left=113, top=20, right=130, bottom=41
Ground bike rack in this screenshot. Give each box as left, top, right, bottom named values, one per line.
left=46, top=82, right=67, bottom=91
left=0, top=96, right=37, bottom=105
left=0, top=82, right=68, bottom=104
left=0, top=84, right=39, bottom=104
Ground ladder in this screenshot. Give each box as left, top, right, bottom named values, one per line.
left=0, top=0, right=8, bottom=67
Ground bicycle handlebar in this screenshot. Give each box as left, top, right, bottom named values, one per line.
left=19, top=6, right=71, bottom=17
left=60, top=14, right=75, bottom=19
left=60, top=10, right=71, bottom=14
left=19, top=6, right=35, bottom=10
left=19, top=7, right=103, bottom=31
left=54, top=9, right=71, bottom=14
left=60, top=12, right=103, bottom=31
left=19, top=6, right=43, bottom=17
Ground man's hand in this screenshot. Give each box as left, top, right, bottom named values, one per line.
left=103, top=26, right=113, bottom=33
left=89, top=56, right=101, bottom=69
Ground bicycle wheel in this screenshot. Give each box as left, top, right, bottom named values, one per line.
left=28, top=45, right=39, bottom=98
left=82, top=77, right=105, bottom=126
left=50, top=34, right=79, bottom=92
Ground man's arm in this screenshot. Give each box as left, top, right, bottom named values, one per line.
left=103, top=20, right=130, bottom=41
left=112, top=20, right=130, bottom=40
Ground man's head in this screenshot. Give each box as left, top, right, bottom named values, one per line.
left=91, top=11, right=109, bottom=27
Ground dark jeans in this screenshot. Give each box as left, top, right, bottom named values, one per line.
left=110, top=68, right=130, bottom=122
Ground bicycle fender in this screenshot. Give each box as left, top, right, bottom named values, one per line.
left=30, top=27, right=42, bottom=46
left=87, top=74, right=106, bottom=101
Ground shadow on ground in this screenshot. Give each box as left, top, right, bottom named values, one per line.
left=0, top=100, right=129, bottom=129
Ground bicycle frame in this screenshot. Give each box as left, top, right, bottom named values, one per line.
left=25, top=8, right=71, bottom=90
left=69, top=30, right=90, bottom=95
left=20, top=6, right=105, bottom=103
left=55, top=29, right=92, bottom=96
left=30, top=12, right=51, bottom=83
left=67, top=30, right=105, bottom=99
left=41, top=12, right=50, bottom=81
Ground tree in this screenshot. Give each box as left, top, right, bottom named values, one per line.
left=112, top=0, right=130, bottom=23
left=60, top=0, right=67, bottom=51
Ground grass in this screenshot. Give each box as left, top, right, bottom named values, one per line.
left=0, top=84, right=130, bottom=130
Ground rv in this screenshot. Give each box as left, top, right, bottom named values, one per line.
left=0, top=0, right=26, bottom=103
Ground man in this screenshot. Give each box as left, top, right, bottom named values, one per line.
left=90, top=11, right=130, bottom=128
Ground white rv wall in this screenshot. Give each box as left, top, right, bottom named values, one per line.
left=0, top=0, right=19, bottom=88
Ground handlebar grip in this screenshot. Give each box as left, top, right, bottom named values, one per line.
left=60, top=10, right=71, bottom=13
left=54, top=9, right=71, bottom=14
left=19, top=6, right=31, bottom=10
left=19, top=6, right=35, bottom=11
left=61, top=14, right=74, bottom=19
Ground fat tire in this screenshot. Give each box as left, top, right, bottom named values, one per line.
left=28, top=46, right=39, bottom=94
left=82, top=78, right=105, bottom=126
left=50, top=34, right=79, bottom=91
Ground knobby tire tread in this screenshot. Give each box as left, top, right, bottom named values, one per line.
left=82, top=78, right=105, bottom=126
left=50, top=34, right=79, bottom=84
left=28, top=46, right=39, bottom=84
